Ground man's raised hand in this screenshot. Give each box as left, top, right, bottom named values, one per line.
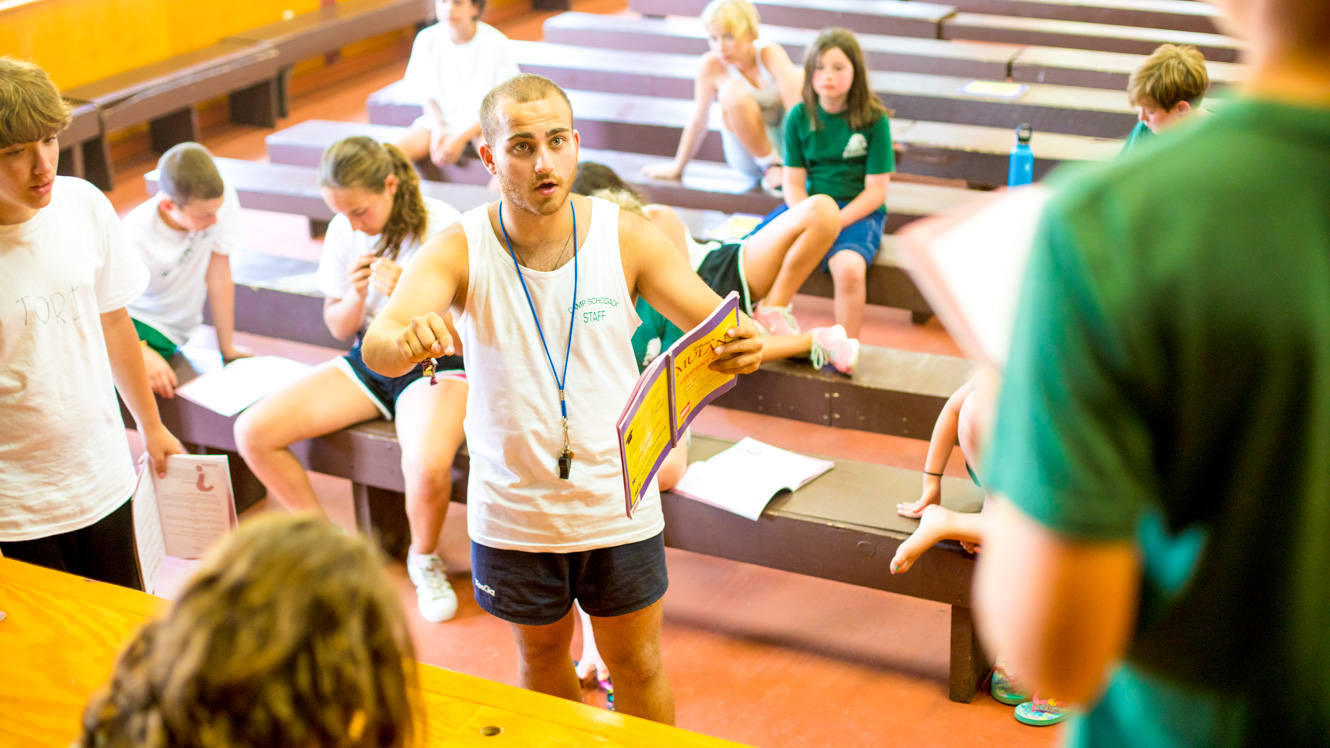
left=396, top=312, right=455, bottom=363
left=710, top=312, right=763, bottom=375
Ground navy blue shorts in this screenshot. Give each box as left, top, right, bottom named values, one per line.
left=338, top=338, right=465, bottom=420
left=471, top=532, right=669, bottom=626
left=749, top=199, right=886, bottom=272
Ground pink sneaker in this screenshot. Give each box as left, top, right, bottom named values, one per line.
left=810, top=325, right=859, bottom=375
left=753, top=302, right=799, bottom=336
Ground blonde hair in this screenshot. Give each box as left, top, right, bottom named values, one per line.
left=0, top=57, right=72, bottom=149
left=479, top=73, right=573, bottom=147
left=700, top=0, right=759, bottom=39
left=320, top=136, right=428, bottom=261
left=77, top=514, right=417, bottom=748
left=157, top=143, right=224, bottom=205
left=590, top=187, right=647, bottom=218
left=802, top=28, right=890, bottom=131
left=1128, top=44, right=1209, bottom=111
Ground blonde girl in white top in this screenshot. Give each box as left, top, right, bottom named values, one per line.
left=642, top=0, right=802, bottom=193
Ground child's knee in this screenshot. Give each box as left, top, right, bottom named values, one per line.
left=829, top=252, right=867, bottom=286
left=802, top=194, right=840, bottom=231
left=718, top=78, right=757, bottom=120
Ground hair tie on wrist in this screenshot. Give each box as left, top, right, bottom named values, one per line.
left=924, top=471, right=943, bottom=478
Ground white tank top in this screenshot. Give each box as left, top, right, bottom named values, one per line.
left=725, top=39, right=784, bottom=128
left=456, top=197, right=665, bottom=552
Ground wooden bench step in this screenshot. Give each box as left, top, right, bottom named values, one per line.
left=502, top=42, right=1137, bottom=140
left=151, top=157, right=944, bottom=323
left=364, top=84, right=1122, bottom=187
left=632, top=0, right=958, bottom=39
left=138, top=348, right=987, bottom=702
left=942, top=12, right=1243, bottom=61
left=56, top=102, right=114, bottom=191
left=64, top=40, right=282, bottom=163
left=923, top=0, right=1222, bottom=33
left=264, top=120, right=986, bottom=234
left=542, top=12, right=1245, bottom=92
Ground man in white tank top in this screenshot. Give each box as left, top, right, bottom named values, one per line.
left=362, top=75, right=762, bottom=725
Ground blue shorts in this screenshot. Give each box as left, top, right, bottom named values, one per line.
left=471, top=533, right=669, bottom=626
left=335, top=338, right=465, bottom=420
left=749, top=199, right=885, bottom=272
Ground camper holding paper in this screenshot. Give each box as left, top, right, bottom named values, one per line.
left=0, top=57, right=184, bottom=592
left=361, top=75, right=762, bottom=724
left=234, top=137, right=466, bottom=625
left=124, top=142, right=251, bottom=398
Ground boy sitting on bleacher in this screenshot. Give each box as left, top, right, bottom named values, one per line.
left=124, top=143, right=249, bottom=397
left=1119, top=44, right=1210, bottom=156
left=395, top=0, right=520, bottom=167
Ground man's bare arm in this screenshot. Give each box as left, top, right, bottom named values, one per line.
left=619, top=209, right=762, bottom=375
left=974, top=496, right=1141, bottom=704
left=361, top=223, right=470, bottom=377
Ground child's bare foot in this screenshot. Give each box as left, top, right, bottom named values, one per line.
left=891, top=504, right=954, bottom=574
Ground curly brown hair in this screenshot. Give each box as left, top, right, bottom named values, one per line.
left=77, top=514, right=417, bottom=748
left=320, top=136, right=429, bottom=261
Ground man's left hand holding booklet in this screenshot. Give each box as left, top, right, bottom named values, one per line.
left=618, top=291, right=742, bottom=518
left=132, top=454, right=237, bottom=595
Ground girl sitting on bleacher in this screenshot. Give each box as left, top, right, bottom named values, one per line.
left=77, top=514, right=419, bottom=748
left=642, top=0, right=802, bottom=196
left=234, top=137, right=466, bottom=625
left=753, top=28, right=893, bottom=339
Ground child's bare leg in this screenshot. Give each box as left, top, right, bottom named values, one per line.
left=575, top=602, right=608, bottom=685
left=891, top=504, right=986, bottom=574
left=394, top=125, right=432, bottom=163
left=718, top=78, right=777, bottom=162
left=742, top=195, right=840, bottom=307
left=828, top=250, right=867, bottom=338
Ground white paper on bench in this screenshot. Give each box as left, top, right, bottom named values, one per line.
left=132, top=454, right=237, bottom=595
left=672, top=437, right=834, bottom=521
left=898, top=185, right=1051, bottom=367
left=175, top=354, right=312, bottom=416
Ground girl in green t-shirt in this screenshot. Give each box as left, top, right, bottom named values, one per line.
left=750, top=28, right=895, bottom=340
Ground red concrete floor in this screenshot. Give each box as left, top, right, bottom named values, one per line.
left=108, top=3, right=1060, bottom=745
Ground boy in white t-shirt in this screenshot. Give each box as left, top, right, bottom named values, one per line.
left=0, top=57, right=183, bottom=590
left=395, top=0, right=520, bottom=167
left=125, top=143, right=251, bottom=398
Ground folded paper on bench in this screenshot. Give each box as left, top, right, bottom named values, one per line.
left=672, top=438, right=834, bottom=521
left=897, top=186, right=1052, bottom=367
left=175, top=354, right=312, bottom=417
left=619, top=291, right=741, bottom=519
left=959, top=80, right=1029, bottom=99
left=132, top=454, right=238, bottom=595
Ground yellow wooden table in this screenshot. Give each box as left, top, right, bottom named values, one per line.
left=0, top=559, right=749, bottom=747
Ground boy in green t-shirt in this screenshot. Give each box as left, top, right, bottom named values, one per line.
left=973, top=0, right=1330, bottom=743
left=1119, top=44, right=1210, bottom=157
left=747, top=28, right=894, bottom=339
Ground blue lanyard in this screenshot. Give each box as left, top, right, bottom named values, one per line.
left=498, top=200, right=578, bottom=420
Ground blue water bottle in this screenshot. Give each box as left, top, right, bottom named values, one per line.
left=1008, top=123, right=1034, bottom=187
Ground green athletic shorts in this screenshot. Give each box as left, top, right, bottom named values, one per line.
left=132, top=318, right=178, bottom=359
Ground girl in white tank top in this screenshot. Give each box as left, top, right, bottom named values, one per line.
left=455, top=197, right=666, bottom=553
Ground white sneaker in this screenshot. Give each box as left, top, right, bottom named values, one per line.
left=406, top=554, right=458, bottom=623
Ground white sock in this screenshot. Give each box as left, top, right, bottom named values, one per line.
left=755, top=151, right=782, bottom=169
left=408, top=550, right=441, bottom=567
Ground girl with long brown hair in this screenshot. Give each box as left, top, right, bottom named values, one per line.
left=749, top=27, right=894, bottom=339
left=235, top=137, right=467, bottom=624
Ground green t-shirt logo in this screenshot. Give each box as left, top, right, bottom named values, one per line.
left=842, top=133, right=868, bottom=159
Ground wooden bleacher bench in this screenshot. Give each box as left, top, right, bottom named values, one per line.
left=543, top=11, right=1246, bottom=93
left=63, top=40, right=282, bottom=189
left=224, top=0, right=435, bottom=118
left=942, top=12, right=1244, bottom=61
left=1010, top=44, right=1246, bottom=90
left=500, top=40, right=1138, bottom=139
left=56, top=101, right=113, bottom=191
left=928, top=0, right=1222, bottom=33
left=138, top=348, right=988, bottom=702
left=633, top=0, right=958, bottom=39
left=264, top=120, right=986, bottom=234
left=362, top=82, right=1122, bottom=188
left=0, top=558, right=747, bottom=747
left=150, top=157, right=942, bottom=321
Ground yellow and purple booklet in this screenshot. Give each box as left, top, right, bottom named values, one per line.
left=618, top=291, right=741, bottom=518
